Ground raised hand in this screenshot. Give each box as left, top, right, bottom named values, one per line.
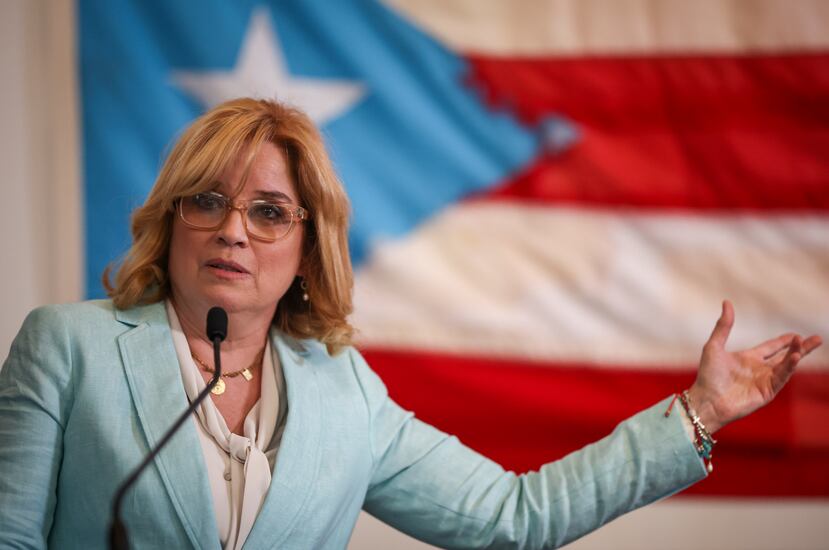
left=686, top=300, right=822, bottom=434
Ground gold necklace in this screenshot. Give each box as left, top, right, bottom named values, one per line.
left=191, top=348, right=264, bottom=395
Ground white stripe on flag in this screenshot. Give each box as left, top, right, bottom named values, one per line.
left=384, top=0, right=829, bottom=55
left=353, top=202, right=829, bottom=368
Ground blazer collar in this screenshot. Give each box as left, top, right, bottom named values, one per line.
left=116, top=302, right=324, bottom=549
left=116, top=301, right=220, bottom=550
left=242, top=328, right=323, bottom=549
left=114, top=300, right=168, bottom=326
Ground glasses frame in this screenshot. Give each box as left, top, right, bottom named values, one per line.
left=177, top=191, right=309, bottom=243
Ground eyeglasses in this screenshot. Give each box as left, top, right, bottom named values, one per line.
left=177, top=191, right=309, bottom=242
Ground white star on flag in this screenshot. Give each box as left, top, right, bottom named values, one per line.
left=172, top=7, right=366, bottom=125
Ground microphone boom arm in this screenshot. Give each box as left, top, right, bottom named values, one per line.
left=109, top=307, right=227, bottom=549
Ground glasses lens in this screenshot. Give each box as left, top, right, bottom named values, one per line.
left=180, top=193, right=227, bottom=228
left=247, top=202, right=293, bottom=240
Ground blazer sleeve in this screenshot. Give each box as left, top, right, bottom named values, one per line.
left=350, top=348, right=708, bottom=549
left=0, top=306, right=75, bottom=549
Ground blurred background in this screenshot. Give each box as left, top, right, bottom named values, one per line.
left=1, top=0, right=827, bottom=548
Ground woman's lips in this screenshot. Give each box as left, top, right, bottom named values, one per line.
left=204, top=259, right=250, bottom=279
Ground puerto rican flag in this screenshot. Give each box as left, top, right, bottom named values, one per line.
left=80, top=0, right=828, bottom=547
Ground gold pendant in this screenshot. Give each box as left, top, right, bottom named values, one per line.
left=241, top=368, right=253, bottom=381
left=211, top=378, right=226, bottom=395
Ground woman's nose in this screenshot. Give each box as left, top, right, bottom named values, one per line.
left=216, top=207, right=249, bottom=246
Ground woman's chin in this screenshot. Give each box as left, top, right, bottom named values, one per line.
left=173, top=277, right=283, bottom=317
left=192, top=287, right=258, bottom=314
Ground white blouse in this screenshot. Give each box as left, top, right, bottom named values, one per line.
left=166, top=302, right=288, bottom=549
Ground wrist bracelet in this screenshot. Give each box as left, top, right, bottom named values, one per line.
left=665, top=390, right=717, bottom=472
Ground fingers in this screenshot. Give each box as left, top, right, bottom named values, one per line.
left=753, top=333, right=797, bottom=360
left=769, top=334, right=822, bottom=394
left=706, top=300, right=735, bottom=350
left=788, top=335, right=803, bottom=363
left=802, top=334, right=823, bottom=355
left=771, top=336, right=803, bottom=388
left=766, top=334, right=822, bottom=364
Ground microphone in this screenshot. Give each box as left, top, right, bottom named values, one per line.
left=109, top=306, right=227, bottom=550
left=207, top=306, right=228, bottom=343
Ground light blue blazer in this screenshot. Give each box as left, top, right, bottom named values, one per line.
left=0, top=300, right=706, bottom=549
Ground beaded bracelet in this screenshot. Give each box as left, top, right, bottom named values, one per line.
left=665, top=390, right=717, bottom=472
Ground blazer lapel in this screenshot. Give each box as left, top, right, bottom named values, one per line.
left=242, top=331, right=323, bottom=549
left=116, top=303, right=220, bottom=550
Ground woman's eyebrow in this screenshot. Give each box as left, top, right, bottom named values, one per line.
left=253, top=190, right=293, bottom=202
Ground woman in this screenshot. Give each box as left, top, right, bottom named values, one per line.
left=0, top=98, right=821, bottom=549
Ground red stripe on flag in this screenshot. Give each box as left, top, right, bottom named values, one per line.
left=466, top=54, right=829, bottom=210
left=360, top=347, right=829, bottom=497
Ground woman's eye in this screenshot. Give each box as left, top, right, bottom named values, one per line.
left=251, top=204, right=288, bottom=224
left=194, top=194, right=224, bottom=210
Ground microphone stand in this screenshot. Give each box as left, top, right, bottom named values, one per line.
left=109, top=307, right=227, bottom=550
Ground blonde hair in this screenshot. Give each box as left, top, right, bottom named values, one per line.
left=104, top=98, right=354, bottom=353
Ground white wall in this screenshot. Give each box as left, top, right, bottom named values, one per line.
left=1, top=2, right=825, bottom=549
left=0, top=0, right=81, bottom=355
